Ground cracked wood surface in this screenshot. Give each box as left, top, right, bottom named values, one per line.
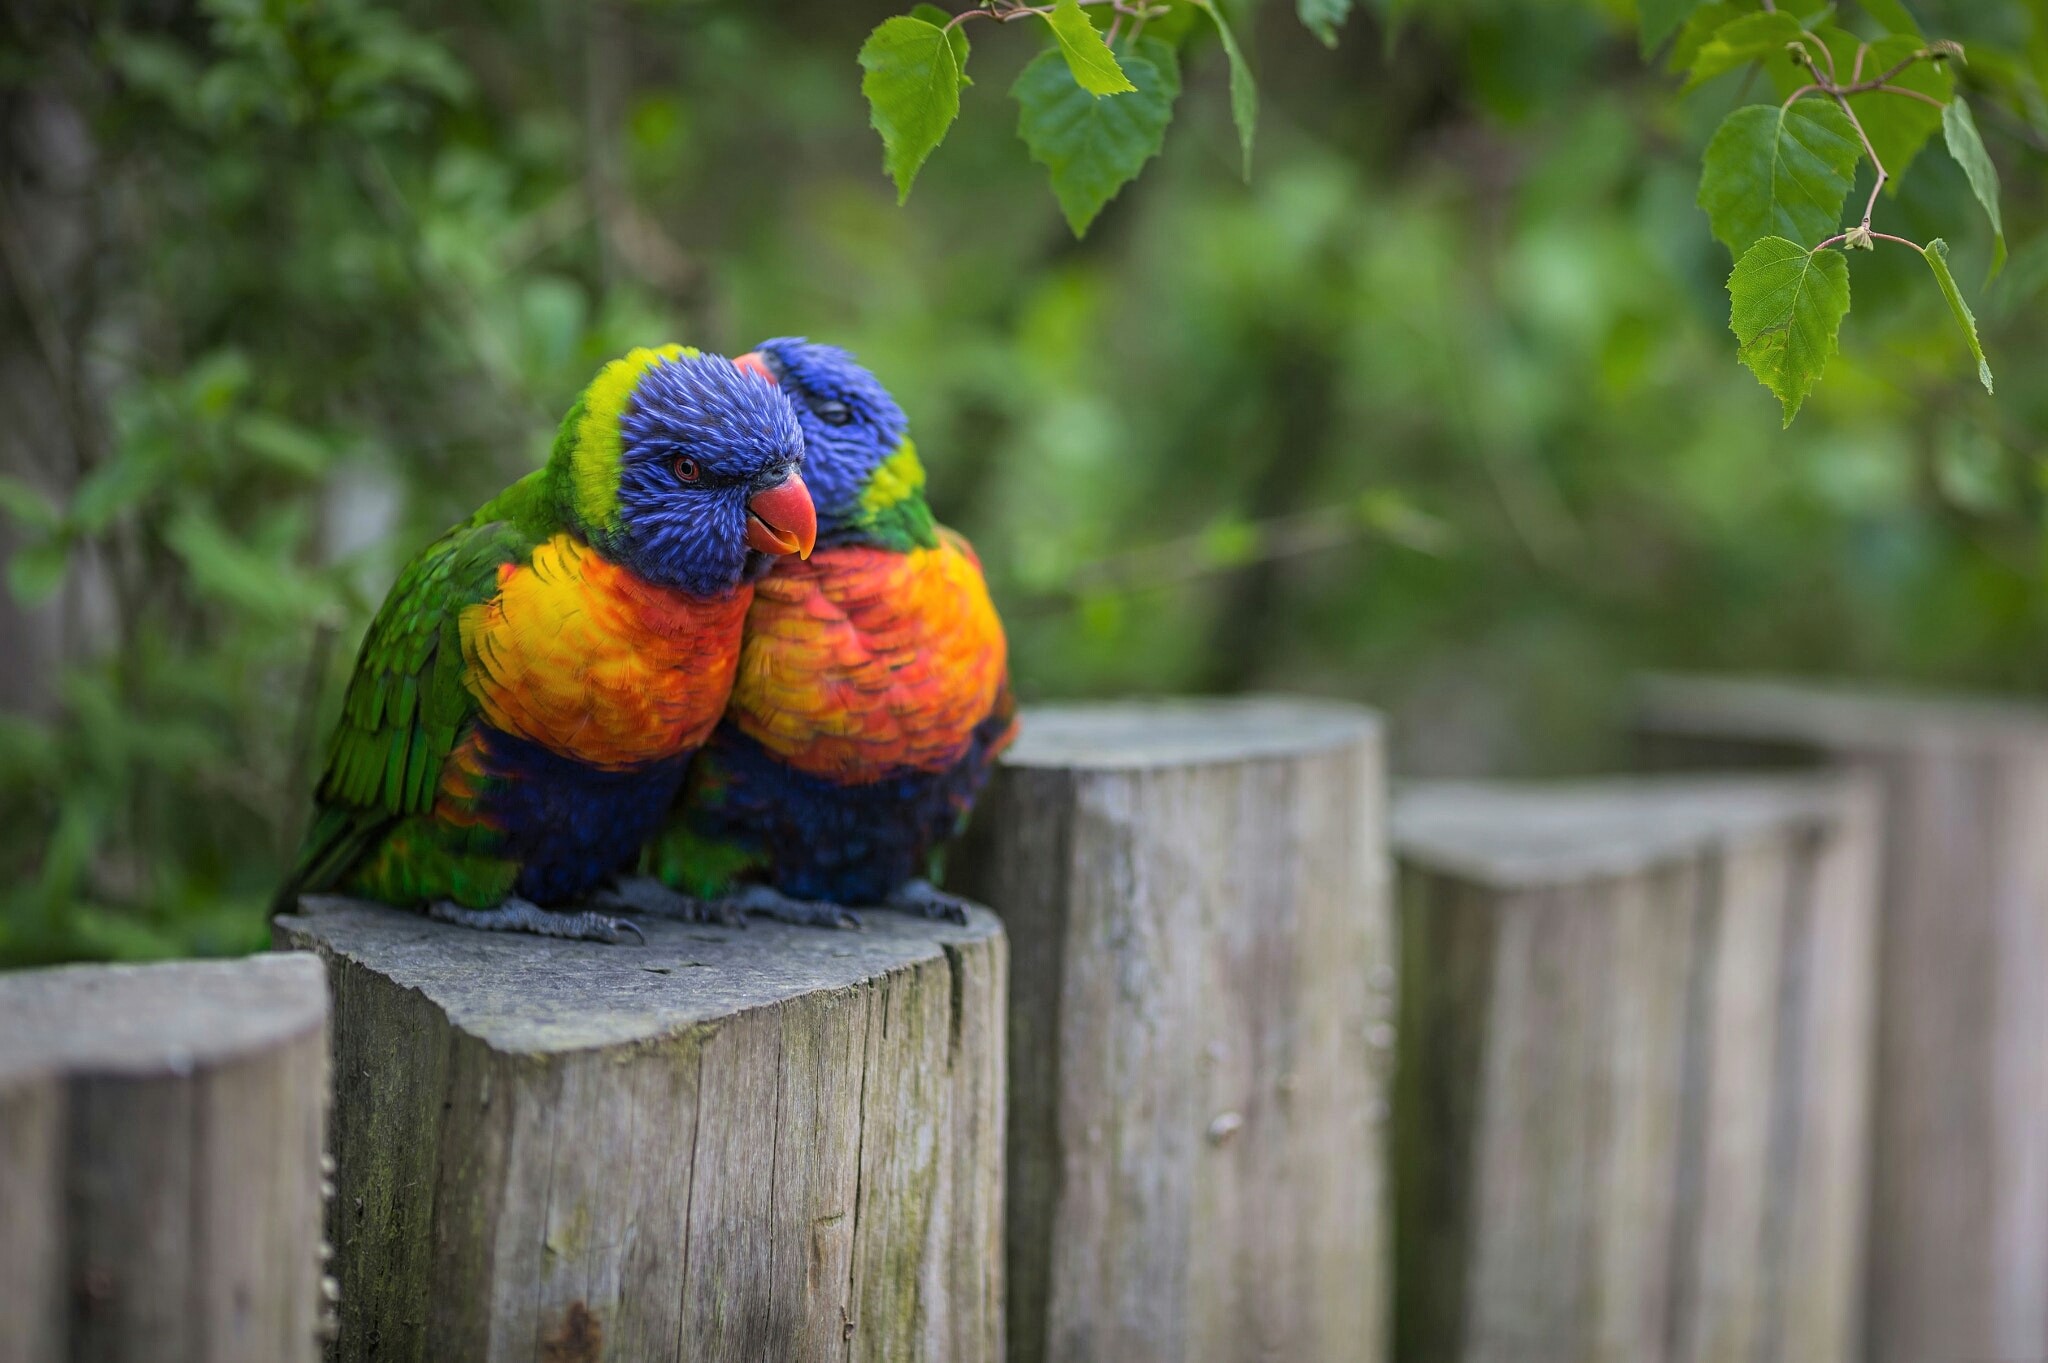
left=1392, top=773, right=1880, bottom=1363
left=274, top=897, right=1004, bottom=1363
left=952, top=697, right=1393, bottom=1363
left=1637, top=675, right=2048, bottom=1363
left=0, top=954, right=331, bottom=1363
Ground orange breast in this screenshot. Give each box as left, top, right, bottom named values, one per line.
left=728, top=531, right=1007, bottom=783
left=460, top=533, right=750, bottom=769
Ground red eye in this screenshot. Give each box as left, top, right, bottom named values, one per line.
left=674, top=456, right=701, bottom=483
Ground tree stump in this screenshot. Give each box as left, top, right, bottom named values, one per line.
left=950, top=697, right=1393, bottom=1363
left=1636, top=675, right=2048, bottom=1363
left=275, top=896, right=1005, bottom=1363
left=0, top=954, right=332, bottom=1363
left=1391, top=774, right=1880, bottom=1363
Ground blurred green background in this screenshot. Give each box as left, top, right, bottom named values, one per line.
left=1, top=0, right=2042, bottom=964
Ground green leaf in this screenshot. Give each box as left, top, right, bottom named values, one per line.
left=909, top=4, right=972, bottom=83
left=1686, top=11, right=1805, bottom=89
left=0, top=474, right=60, bottom=533
left=1942, top=98, right=2006, bottom=276
left=1300, top=0, right=1353, bottom=49
left=1922, top=238, right=1994, bottom=395
left=1854, top=0, right=1922, bottom=37
left=1040, top=0, right=1136, bottom=96
left=1727, top=236, right=1852, bottom=426
left=6, top=538, right=69, bottom=605
left=1014, top=38, right=1180, bottom=236
left=1767, top=31, right=1951, bottom=185
left=1698, top=101, right=1861, bottom=256
left=1639, top=0, right=1702, bottom=57
left=1667, top=0, right=1746, bottom=75
left=1191, top=0, right=1257, bottom=178
left=858, top=15, right=966, bottom=202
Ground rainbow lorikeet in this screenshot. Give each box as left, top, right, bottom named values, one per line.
left=276, top=345, right=818, bottom=942
left=615, top=338, right=1014, bottom=928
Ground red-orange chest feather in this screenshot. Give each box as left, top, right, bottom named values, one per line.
left=459, top=533, right=750, bottom=769
left=729, top=534, right=1007, bottom=783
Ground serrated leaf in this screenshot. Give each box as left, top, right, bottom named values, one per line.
left=1191, top=0, right=1257, bottom=178
left=1766, top=30, right=1951, bottom=185
left=1698, top=101, right=1861, bottom=256
left=1728, top=236, right=1852, bottom=425
left=1943, top=97, right=2006, bottom=275
left=1041, top=0, right=1136, bottom=96
left=1639, top=0, right=1702, bottom=57
left=1300, top=0, right=1353, bottom=48
left=1687, top=11, right=1805, bottom=89
left=1923, top=238, right=1994, bottom=394
left=1014, top=38, right=1179, bottom=236
left=859, top=16, right=965, bottom=202
left=910, top=5, right=973, bottom=84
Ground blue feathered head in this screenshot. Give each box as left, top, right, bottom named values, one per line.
left=555, top=345, right=814, bottom=595
left=739, top=338, right=910, bottom=535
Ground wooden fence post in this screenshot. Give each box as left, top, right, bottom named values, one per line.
left=0, top=954, right=332, bottom=1363
left=1391, top=774, right=1879, bottom=1363
left=949, top=697, right=1393, bottom=1363
left=1636, top=675, right=2048, bottom=1363
left=275, top=896, right=1005, bottom=1363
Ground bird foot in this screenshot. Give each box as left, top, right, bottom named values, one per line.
left=592, top=876, right=746, bottom=927
left=883, top=878, right=973, bottom=925
left=715, top=884, right=861, bottom=930
left=428, top=897, right=644, bottom=944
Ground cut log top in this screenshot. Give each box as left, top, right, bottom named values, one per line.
left=1392, top=772, right=1870, bottom=888
left=1006, top=695, right=1379, bottom=769
left=278, top=895, right=1002, bottom=1054
left=1639, top=673, right=2048, bottom=751
left=0, top=952, right=328, bottom=1082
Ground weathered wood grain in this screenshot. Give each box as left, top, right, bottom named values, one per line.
left=1637, top=675, right=2048, bottom=1363
left=1391, top=774, right=1879, bottom=1363
left=0, top=954, right=332, bottom=1363
left=275, top=896, right=1005, bottom=1363
left=950, top=697, right=1393, bottom=1363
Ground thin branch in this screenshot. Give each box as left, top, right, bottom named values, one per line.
left=1874, top=82, right=1948, bottom=110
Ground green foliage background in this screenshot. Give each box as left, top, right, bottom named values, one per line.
left=1, top=0, right=2043, bottom=965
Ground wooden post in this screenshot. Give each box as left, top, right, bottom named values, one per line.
left=949, top=697, right=1393, bottom=1363
left=0, top=954, right=332, bottom=1363
left=1636, top=675, right=2048, bottom=1363
left=275, top=896, right=1005, bottom=1363
left=1391, top=774, right=1879, bottom=1363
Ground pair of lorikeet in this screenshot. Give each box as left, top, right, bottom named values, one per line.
left=277, top=339, right=1013, bottom=942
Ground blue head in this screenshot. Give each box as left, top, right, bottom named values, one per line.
left=738, top=338, right=930, bottom=547
left=554, top=345, right=816, bottom=595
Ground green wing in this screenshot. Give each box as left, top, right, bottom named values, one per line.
left=279, top=515, right=534, bottom=903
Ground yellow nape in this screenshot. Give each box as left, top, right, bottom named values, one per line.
left=569, top=343, right=701, bottom=533
left=858, top=438, right=927, bottom=517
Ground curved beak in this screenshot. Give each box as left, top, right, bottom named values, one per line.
left=733, top=351, right=777, bottom=385
left=745, top=473, right=816, bottom=560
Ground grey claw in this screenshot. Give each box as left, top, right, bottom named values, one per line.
left=884, top=878, right=974, bottom=925
left=721, top=884, right=862, bottom=930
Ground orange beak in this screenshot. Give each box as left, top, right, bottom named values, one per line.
left=745, top=473, right=816, bottom=560
left=733, top=351, right=777, bottom=385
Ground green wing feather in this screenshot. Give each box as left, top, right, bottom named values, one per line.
left=277, top=509, right=539, bottom=907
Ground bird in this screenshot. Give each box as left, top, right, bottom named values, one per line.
left=275, top=344, right=817, bottom=942
left=615, top=337, right=1014, bottom=928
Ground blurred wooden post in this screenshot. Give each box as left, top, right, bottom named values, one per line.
left=950, top=697, right=1393, bottom=1363
left=1637, top=675, right=2048, bottom=1363
left=276, top=898, right=1005, bottom=1363
left=0, top=955, right=332, bottom=1363
left=1391, top=774, right=1879, bottom=1363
